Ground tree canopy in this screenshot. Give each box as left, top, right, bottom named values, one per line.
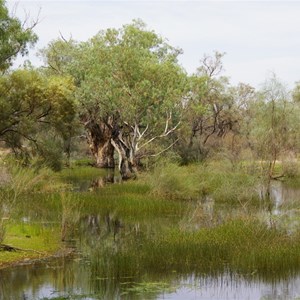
left=0, top=0, right=38, bottom=72
left=41, top=20, right=187, bottom=178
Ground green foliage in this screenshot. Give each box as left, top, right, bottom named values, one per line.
left=33, top=133, right=64, bottom=171
left=0, top=69, right=78, bottom=169
left=0, top=69, right=48, bottom=144
left=177, top=54, right=253, bottom=164
left=0, top=0, right=38, bottom=72
left=247, top=76, right=299, bottom=178
left=41, top=20, right=187, bottom=172
left=42, top=20, right=186, bottom=123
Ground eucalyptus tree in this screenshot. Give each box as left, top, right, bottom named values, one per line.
left=42, top=20, right=187, bottom=178
left=291, top=82, right=300, bottom=154
left=0, top=0, right=38, bottom=73
left=82, top=22, right=186, bottom=178
left=248, top=75, right=297, bottom=180
left=180, top=52, right=241, bottom=162
left=0, top=69, right=77, bottom=169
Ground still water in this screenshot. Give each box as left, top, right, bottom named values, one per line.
left=1, top=258, right=300, bottom=299
left=1, top=176, right=300, bottom=300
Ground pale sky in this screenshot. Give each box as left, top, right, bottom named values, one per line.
left=6, top=1, right=300, bottom=88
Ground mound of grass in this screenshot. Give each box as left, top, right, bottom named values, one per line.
left=76, top=181, right=186, bottom=221
left=146, top=161, right=259, bottom=205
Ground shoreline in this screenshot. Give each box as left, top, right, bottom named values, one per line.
left=0, top=246, right=76, bottom=270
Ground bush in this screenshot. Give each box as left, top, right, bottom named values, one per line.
left=146, top=162, right=202, bottom=200
left=33, top=138, right=64, bottom=172
left=281, top=160, right=300, bottom=178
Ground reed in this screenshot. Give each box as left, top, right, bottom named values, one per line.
left=59, top=166, right=108, bottom=181
left=76, top=183, right=186, bottom=221
left=87, top=218, right=300, bottom=281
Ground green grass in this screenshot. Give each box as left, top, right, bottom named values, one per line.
left=88, top=218, right=300, bottom=281
left=2, top=162, right=300, bottom=284
left=58, top=166, right=108, bottom=181
left=146, top=162, right=260, bottom=206
left=75, top=181, right=186, bottom=221
left=0, top=222, right=61, bottom=268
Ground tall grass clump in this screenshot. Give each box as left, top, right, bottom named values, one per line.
left=76, top=182, right=186, bottom=222
left=146, top=162, right=202, bottom=200
left=89, top=218, right=300, bottom=281
left=203, top=160, right=260, bottom=204
left=60, top=192, right=82, bottom=241
left=59, top=166, right=109, bottom=181
left=146, top=159, right=260, bottom=205
left=0, top=164, right=11, bottom=243
left=0, top=160, right=57, bottom=244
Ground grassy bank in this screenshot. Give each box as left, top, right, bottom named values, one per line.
left=0, top=161, right=65, bottom=268
left=0, top=223, right=61, bottom=269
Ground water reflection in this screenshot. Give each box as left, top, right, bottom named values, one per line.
left=258, top=181, right=300, bottom=232
left=1, top=260, right=300, bottom=300
left=68, top=170, right=122, bottom=192
left=89, top=173, right=122, bottom=191
left=79, top=213, right=125, bottom=246
left=2, top=178, right=300, bottom=299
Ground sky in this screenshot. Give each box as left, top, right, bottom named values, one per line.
left=6, top=0, right=300, bottom=88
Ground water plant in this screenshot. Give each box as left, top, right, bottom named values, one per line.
left=60, top=192, right=82, bottom=241
left=83, top=216, right=300, bottom=283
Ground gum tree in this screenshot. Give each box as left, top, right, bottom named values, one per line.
left=80, top=21, right=186, bottom=178
left=248, top=75, right=296, bottom=184
left=179, top=52, right=241, bottom=162
left=42, top=20, right=187, bottom=178
left=0, top=0, right=38, bottom=73
left=0, top=69, right=77, bottom=168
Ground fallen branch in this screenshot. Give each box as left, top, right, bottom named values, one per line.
left=0, top=243, right=44, bottom=254
left=271, top=174, right=285, bottom=180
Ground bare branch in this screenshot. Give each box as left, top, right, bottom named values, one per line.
left=59, top=31, right=73, bottom=43
left=138, top=116, right=181, bottom=151
left=139, top=139, right=179, bottom=158
left=139, top=124, right=149, bottom=139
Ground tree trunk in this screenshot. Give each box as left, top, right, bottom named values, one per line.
left=86, top=120, right=115, bottom=168
left=111, top=138, right=136, bottom=180
left=94, top=139, right=115, bottom=168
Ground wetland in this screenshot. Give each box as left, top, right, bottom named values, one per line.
left=1, top=164, right=300, bottom=300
